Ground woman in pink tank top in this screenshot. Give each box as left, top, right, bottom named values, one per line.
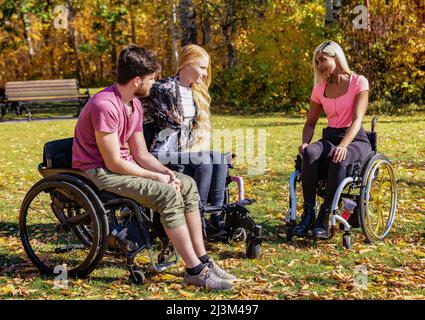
left=293, top=41, right=372, bottom=239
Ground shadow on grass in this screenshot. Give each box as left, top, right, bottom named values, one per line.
left=240, top=121, right=304, bottom=128
left=397, top=178, right=425, bottom=189
left=0, top=116, right=78, bottom=123
left=0, top=221, right=19, bottom=237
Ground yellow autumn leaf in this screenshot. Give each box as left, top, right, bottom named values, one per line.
left=178, top=290, right=195, bottom=298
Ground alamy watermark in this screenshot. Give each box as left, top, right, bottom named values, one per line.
left=353, top=5, right=369, bottom=30
left=156, top=128, right=267, bottom=176
left=353, top=265, right=368, bottom=289
left=54, top=5, right=69, bottom=30
left=53, top=264, right=68, bottom=289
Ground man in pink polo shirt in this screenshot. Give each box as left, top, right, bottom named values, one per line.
left=72, top=44, right=236, bottom=291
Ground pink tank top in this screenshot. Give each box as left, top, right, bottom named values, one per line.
left=310, top=73, right=369, bottom=128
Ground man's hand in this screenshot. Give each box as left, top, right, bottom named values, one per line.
left=152, top=171, right=181, bottom=192
left=165, top=169, right=181, bottom=189
left=169, top=179, right=181, bottom=192
left=152, top=172, right=171, bottom=184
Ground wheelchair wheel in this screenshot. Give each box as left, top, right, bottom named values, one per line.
left=231, top=227, right=247, bottom=243
left=129, top=270, right=146, bottom=285
left=342, top=234, right=352, bottom=249
left=359, top=153, right=397, bottom=243
left=19, top=179, right=106, bottom=277
left=41, top=174, right=110, bottom=275
left=246, top=238, right=261, bottom=259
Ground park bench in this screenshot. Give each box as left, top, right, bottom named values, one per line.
left=1, top=79, right=90, bottom=120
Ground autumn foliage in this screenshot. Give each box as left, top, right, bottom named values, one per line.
left=0, top=0, right=423, bottom=113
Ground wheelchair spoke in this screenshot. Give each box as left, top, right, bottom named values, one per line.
left=29, top=204, right=58, bottom=225
left=30, top=194, right=58, bottom=225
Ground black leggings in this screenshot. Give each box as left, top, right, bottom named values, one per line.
left=164, top=151, right=228, bottom=208
left=302, top=127, right=372, bottom=208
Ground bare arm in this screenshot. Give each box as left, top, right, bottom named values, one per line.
left=128, top=131, right=173, bottom=175
left=299, top=100, right=323, bottom=157
left=94, top=131, right=160, bottom=180
left=332, top=90, right=369, bottom=163
left=302, top=100, right=323, bottom=143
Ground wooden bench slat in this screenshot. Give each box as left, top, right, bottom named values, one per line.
left=6, top=79, right=78, bottom=85
left=7, top=94, right=87, bottom=100
left=6, top=85, right=78, bottom=90
left=6, top=87, right=78, bottom=92
left=7, top=91, right=82, bottom=96
left=6, top=88, right=78, bottom=92
left=7, top=95, right=89, bottom=102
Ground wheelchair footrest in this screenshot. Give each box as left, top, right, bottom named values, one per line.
left=151, top=260, right=178, bottom=273
left=205, top=227, right=228, bottom=242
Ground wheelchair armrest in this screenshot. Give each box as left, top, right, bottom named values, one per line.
left=236, top=198, right=255, bottom=206
left=204, top=205, right=223, bottom=213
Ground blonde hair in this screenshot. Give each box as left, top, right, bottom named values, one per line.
left=177, top=44, right=212, bottom=151
left=312, top=41, right=352, bottom=85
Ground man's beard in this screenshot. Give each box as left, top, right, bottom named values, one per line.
left=134, top=85, right=149, bottom=97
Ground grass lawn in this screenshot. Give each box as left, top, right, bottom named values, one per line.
left=0, top=113, right=424, bottom=300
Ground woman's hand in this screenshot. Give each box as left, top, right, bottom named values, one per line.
left=298, top=143, right=309, bottom=158
left=332, top=144, right=348, bottom=163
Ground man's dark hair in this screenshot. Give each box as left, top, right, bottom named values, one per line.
left=116, top=44, right=162, bottom=85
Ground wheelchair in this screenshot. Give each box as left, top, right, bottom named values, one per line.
left=143, top=122, right=264, bottom=257
left=284, top=117, right=397, bottom=248
left=19, top=133, right=263, bottom=285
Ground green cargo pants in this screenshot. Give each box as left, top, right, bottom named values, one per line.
left=84, top=167, right=200, bottom=229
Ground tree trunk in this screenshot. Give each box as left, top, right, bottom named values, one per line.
left=20, top=2, right=34, bottom=64
left=221, top=0, right=237, bottom=67
left=200, top=1, right=211, bottom=46
left=169, top=0, right=179, bottom=69
left=325, top=0, right=341, bottom=25
left=222, top=25, right=236, bottom=67
left=179, top=0, right=197, bottom=46
left=128, top=0, right=136, bottom=43
left=255, top=0, right=265, bottom=19
left=365, top=0, right=371, bottom=32
left=111, top=20, right=118, bottom=80
left=66, top=0, right=82, bottom=83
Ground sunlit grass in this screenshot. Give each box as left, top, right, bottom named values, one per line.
left=0, top=113, right=424, bottom=299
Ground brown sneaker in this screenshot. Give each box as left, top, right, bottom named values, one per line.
left=207, top=258, right=237, bottom=282
left=183, top=266, right=233, bottom=291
